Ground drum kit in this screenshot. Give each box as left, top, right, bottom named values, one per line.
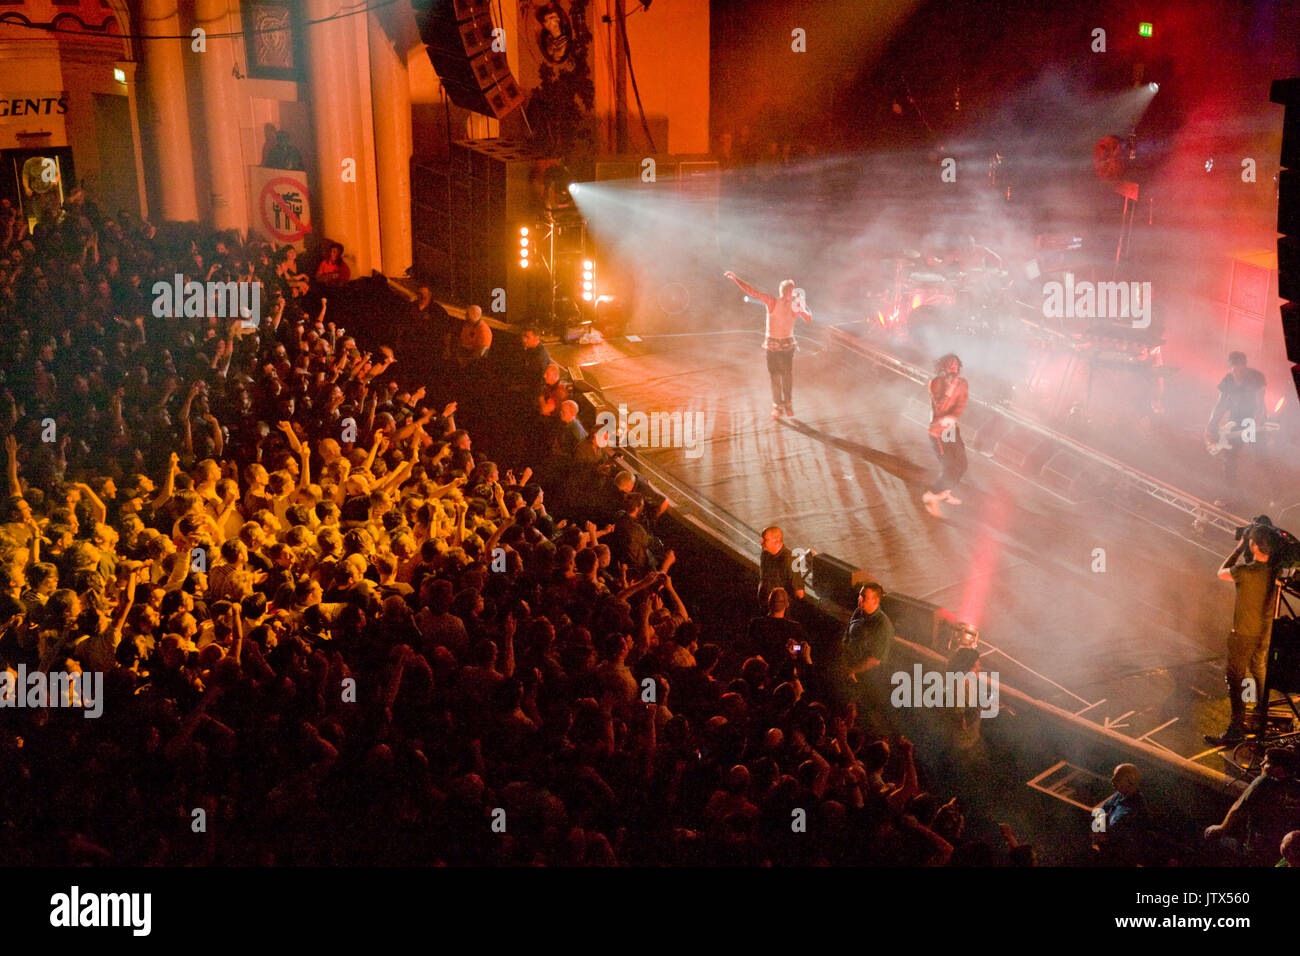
left=871, top=245, right=1013, bottom=338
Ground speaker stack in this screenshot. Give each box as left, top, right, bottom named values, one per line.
left=1266, top=615, right=1300, bottom=695
left=412, top=140, right=540, bottom=315
left=1272, top=77, right=1300, bottom=401
left=415, top=0, right=523, bottom=119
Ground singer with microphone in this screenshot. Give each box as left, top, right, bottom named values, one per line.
left=723, top=271, right=812, bottom=419
left=922, top=354, right=969, bottom=518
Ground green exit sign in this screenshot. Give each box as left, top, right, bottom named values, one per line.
left=1138, top=22, right=1153, bottom=37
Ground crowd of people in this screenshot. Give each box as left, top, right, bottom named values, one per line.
left=0, top=192, right=1290, bottom=867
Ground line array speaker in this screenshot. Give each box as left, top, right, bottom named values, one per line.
left=1270, top=77, right=1300, bottom=399
left=414, top=0, right=522, bottom=118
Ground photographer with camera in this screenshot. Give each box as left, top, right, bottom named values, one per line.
left=1205, top=521, right=1282, bottom=745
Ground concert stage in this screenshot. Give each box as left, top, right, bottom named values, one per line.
left=552, top=319, right=1300, bottom=780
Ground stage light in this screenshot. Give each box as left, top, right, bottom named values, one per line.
left=520, top=226, right=529, bottom=237
left=1138, top=22, right=1153, bottom=37
left=520, top=259, right=529, bottom=268
left=544, top=167, right=575, bottom=210
left=521, top=247, right=529, bottom=258
left=583, top=271, right=593, bottom=281
left=583, top=282, right=593, bottom=291
left=1148, top=82, right=1159, bottom=92
left=583, top=260, right=593, bottom=270
left=582, top=291, right=593, bottom=301
left=946, top=621, right=980, bottom=655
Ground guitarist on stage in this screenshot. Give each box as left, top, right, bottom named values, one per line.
left=724, top=272, right=812, bottom=418
left=1206, top=351, right=1266, bottom=507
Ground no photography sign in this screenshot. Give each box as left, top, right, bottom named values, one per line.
left=252, top=168, right=312, bottom=246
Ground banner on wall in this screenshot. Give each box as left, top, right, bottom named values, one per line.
left=517, top=1, right=595, bottom=157
left=248, top=166, right=311, bottom=248
left=517, top=1, right=592, bottom=85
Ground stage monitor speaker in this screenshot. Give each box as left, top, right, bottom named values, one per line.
left=955, top=403, right=1004, bottom=457
left=807, top=552, right=878, bottom=610
left=1266, top=616, right=1300, bottom=694
left=806, top=552, right=956, bottom=650
left=993, top=425, right=1054, bottom=476
left=416, top=1, right=522, bottom=118
left=880, top=593, right=954, bottom=651
left=1041, top=448, right=1110, bottom=502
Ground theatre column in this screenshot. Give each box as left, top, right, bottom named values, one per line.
left=193, top=0, right=249, bottom=232
left=140, top=0, right=199, bottom=222
left=305, top=0, right=379, bottom=274
left=368, top=8, right=413, bottom=277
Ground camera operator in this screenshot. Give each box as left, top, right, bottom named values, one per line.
left=1205, top=522, right=1281, bottom=745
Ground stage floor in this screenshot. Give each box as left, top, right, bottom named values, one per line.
left=553, top=321, right=1300, bottom=775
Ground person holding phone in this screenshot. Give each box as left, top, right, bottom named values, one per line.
left=745, top=586, right=806, bottom=664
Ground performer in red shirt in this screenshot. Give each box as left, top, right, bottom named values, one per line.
left=921, top=354, right=969, bottom=518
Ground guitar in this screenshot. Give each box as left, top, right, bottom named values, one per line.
left=1206, top=419, right=1278, bottom=456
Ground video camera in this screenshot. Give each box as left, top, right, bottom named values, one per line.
left=1234, top=515, right=1300, bottom=570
